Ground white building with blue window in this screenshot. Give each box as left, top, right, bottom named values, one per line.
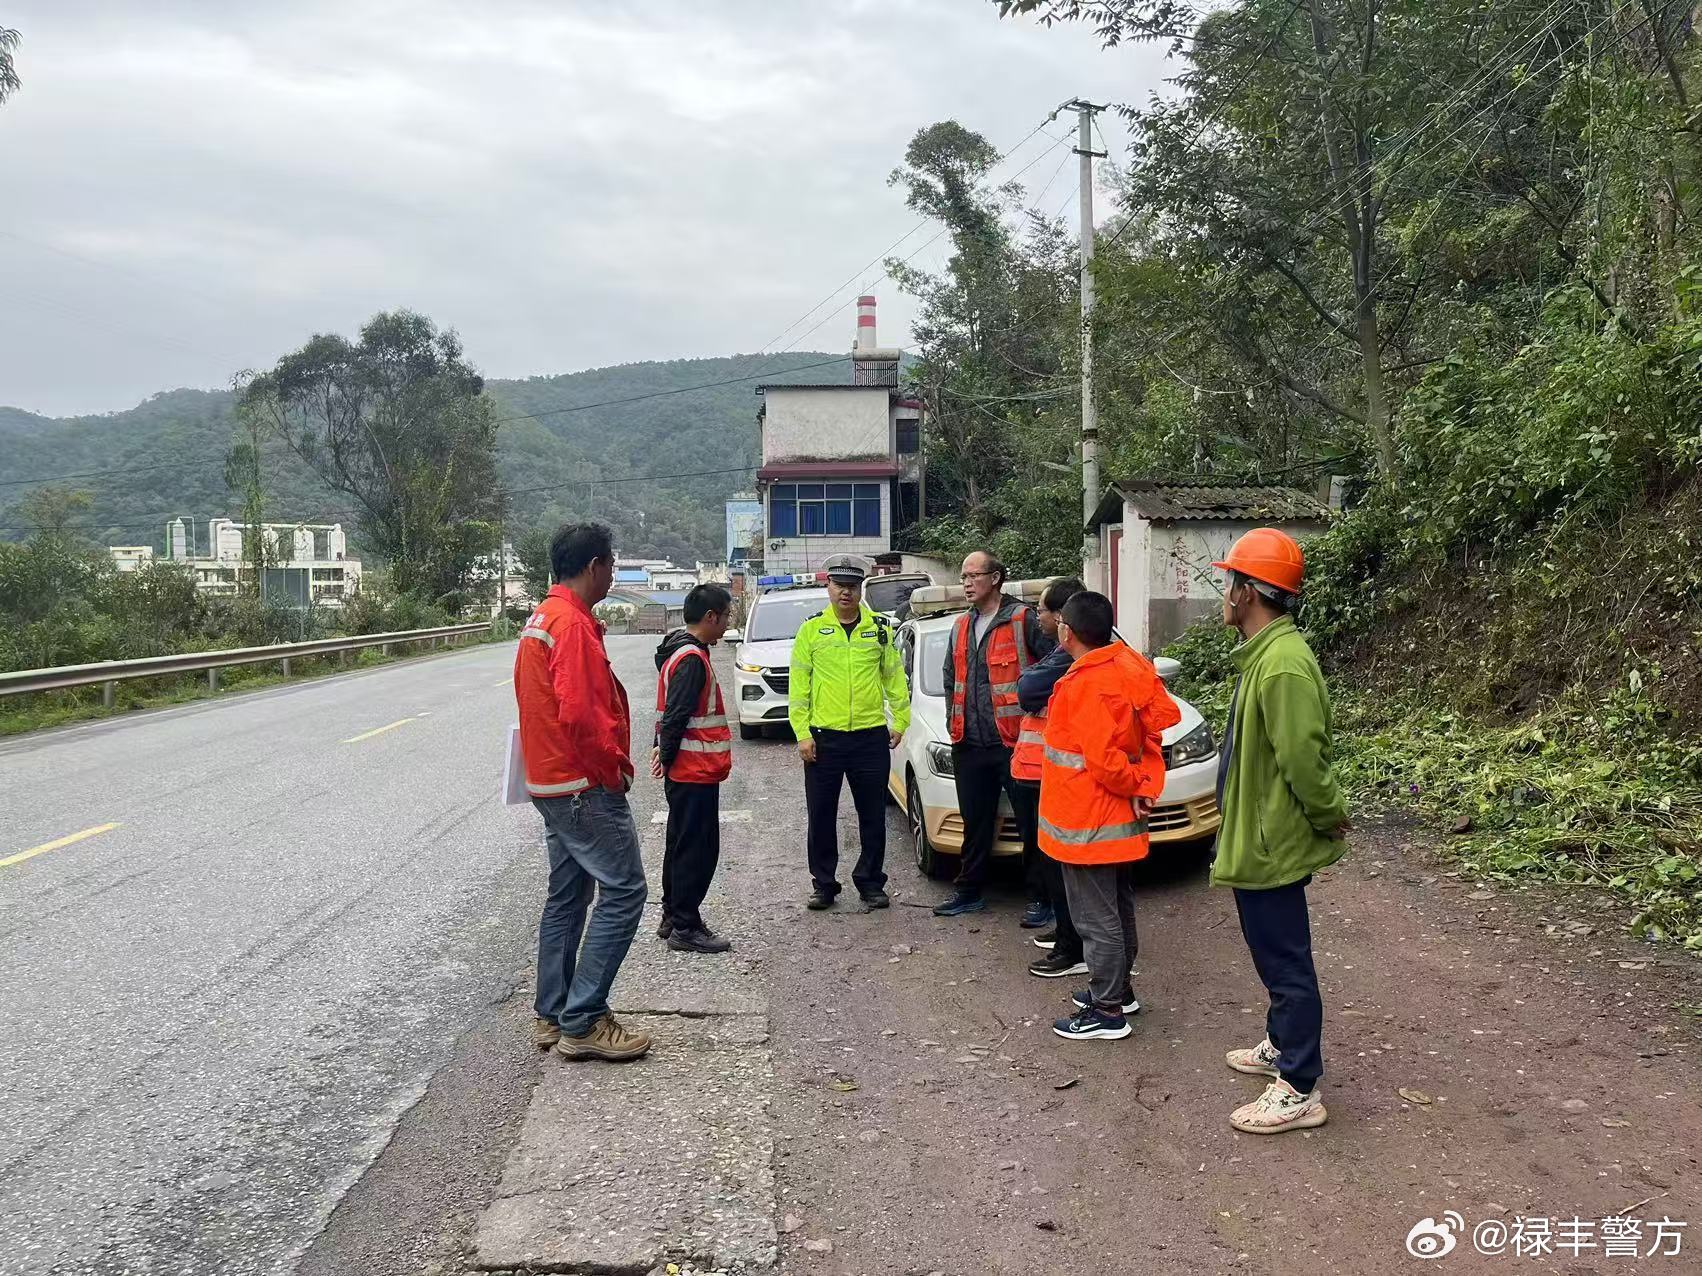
left=754, top=295, right=924, bottom=575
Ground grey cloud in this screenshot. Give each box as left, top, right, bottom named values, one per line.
left=1, top=0, right=1169, bottom=415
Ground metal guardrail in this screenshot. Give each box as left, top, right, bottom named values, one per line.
left=0, top=622, right=493, bottom=705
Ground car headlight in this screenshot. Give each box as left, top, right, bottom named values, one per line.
left=926, top=741, right=955, bottom=778
left=1169, top=721, right=1216, bottom=765
left=735, top=661, right=766, bottom=673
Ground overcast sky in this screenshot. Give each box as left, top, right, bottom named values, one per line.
left=1, top=1, right=1173, bottom=417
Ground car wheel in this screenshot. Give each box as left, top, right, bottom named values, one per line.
left=739, top=723, right=761, bottom=741
left=907, top=773, right=955, bottom=881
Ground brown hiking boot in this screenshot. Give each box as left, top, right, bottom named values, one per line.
left=552, top=1013, right=652, bottom=1062
left=533, top=1017, right=561, bottom=1049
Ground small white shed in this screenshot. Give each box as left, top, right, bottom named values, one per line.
left=1087, top=478, right=1330, bottom=654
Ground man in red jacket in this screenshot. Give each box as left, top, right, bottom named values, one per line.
left=514, top=523, right=649, bottom=1062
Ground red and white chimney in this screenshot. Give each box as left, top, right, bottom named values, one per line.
left=855, top=294, right=877, bottom=350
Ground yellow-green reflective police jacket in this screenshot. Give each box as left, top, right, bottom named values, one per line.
left=787, top=603, right=911, bottom=736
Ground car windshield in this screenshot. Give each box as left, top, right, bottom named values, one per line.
left=916, top=629, right=950, bottom=698
left=747, top=593, right=826, bottom=642
left=864, top=576, right=924, bottom=615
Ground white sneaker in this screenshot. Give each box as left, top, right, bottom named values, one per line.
left=1230, top=1079, right=1327, bottom=1135
left=1225, top=1036, right=1281, bottom=1078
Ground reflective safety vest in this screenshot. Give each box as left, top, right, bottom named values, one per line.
left=1010, top=709, right=1047, bottom=783
left=655, top=644, right=732, bottom=783
left=1037, top=643, right=1180, bottom=866
left=947, top=607, right=1034, bottom=748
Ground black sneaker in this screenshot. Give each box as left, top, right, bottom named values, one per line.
left=1052, top=1006, right=1132, bottom=1041
left=657, top=916, right=674, bottom=940
left=860, top=889, right=891, bottom=909
left=1032, top=930, right=1057, bottom=950
left=1028, top=950, right=1088, bottom=978
left=932, top=890, right=986, bottom=917
left=1020, top=900, right=1054, bottom=929
left=667, top=925, right=732, bottom=954
left=1072, top=987, right=1142, bottom=1015
left=807, top=887, right=838, bottom=911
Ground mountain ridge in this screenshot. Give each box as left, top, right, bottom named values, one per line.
left=0, top=352, right=856, bottom=564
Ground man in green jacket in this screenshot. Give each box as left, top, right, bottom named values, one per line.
left=790, top=554, right=911, bottom=911
left=1211, top=528, right=1350, bottom=1136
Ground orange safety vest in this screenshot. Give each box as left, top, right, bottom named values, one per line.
left=1010, top=708, right=1047, bottom=783
left=947, top=607, right=1034, bottom=748
left=655, top=644, right=732, bottom=784
left=1037, top=643, right=1180, bottom=866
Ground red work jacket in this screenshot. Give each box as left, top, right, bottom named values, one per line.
left=514, top=586, right=633, bottom=797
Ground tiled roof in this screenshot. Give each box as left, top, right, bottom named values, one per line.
left=1092, top=478, right=1331, bottom=526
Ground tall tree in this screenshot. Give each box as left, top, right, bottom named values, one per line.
left=21, top=486, right=92, bottom=542
left=224, top=407, right=270, bottom=595
left=888, top=121, right=1076, bottom=522
left=0, top=26, right=20, bottom=106
left=238, top=310, right=501, bottom=600
left=1001, top=0, right=1646, bottom=482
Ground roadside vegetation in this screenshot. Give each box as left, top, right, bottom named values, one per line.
left=0, top=513, right=504, bottom=737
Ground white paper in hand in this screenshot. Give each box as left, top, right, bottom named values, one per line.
left=501, top=724, right=528, bottom=805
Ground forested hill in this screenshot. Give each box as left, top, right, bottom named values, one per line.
left=0, top=352, right=849, bottom=565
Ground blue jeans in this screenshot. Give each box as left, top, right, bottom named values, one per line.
left=532, top=788, right=647, bottom=1037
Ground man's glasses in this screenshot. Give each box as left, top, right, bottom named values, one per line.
left=959, top=571, right=994, bottom=582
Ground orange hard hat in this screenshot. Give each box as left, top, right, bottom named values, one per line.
left=1213, top=527, right=1305, bottom=596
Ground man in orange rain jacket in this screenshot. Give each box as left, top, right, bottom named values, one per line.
left=1039, top=591, right=1180, bottom=1042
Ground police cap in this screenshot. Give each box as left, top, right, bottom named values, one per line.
left=821, top=553, right=871, bottom=585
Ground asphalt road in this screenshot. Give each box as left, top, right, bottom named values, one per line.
left=0, top=640, right=548, bottom=1276
left=8, top=634, right=1701, bottom=1276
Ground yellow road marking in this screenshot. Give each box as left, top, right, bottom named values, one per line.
left=2, top=822, right=122, bottom=870
left=493, top=678, right=512, bottom=689
left=342, top=717, right=418, bottom=744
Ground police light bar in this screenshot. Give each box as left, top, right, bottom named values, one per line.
left=756, top=572, right=827, bottom=587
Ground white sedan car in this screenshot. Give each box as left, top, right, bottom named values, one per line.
left=887, top=614, right=1223, bottom=878
left=727, top=585, right=829, bottom=740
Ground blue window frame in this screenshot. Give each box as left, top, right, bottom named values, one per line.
left=769, top=484, right=797, bottom=537
left=768, top=480, right=882, bottom=538
left=854, top=484, right=881, bottom=536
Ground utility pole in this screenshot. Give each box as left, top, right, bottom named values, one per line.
left=496, top=492, right=507, bottom=619
left=1072, top=100, right=1108, bottom=586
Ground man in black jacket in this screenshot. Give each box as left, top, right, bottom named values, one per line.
left=651, top=583, right=734, bottom=953
left=1015, top=577, right=1087, bottom=978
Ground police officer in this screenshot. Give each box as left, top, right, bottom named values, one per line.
left=789, top=554, right=911, bottom=910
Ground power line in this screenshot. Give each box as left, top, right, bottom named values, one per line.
left=0, top=458, right=208, bottom=489
left=487, top=355, right=852, bottom=426
left=0, top=460, right=773, bottom=535
left=753, top=108, right=1074, bottom=356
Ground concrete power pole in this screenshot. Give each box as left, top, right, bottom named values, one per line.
left=1073, top=100, right=1107, bottom=585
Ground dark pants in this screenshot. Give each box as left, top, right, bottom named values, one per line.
left=1061, top=862, right=1138, bottom=1011
left=1008, top=781, right=1048, bottom=905
left=805, top=727, right=890, bottom=897
left=952, top=742, right=1016, bottom=892
left=1012, top=781, right=1081, bottom=959
left=662, top=778, right=721, bottom=931
left=1234, top=878, right=1324, bottom=1092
